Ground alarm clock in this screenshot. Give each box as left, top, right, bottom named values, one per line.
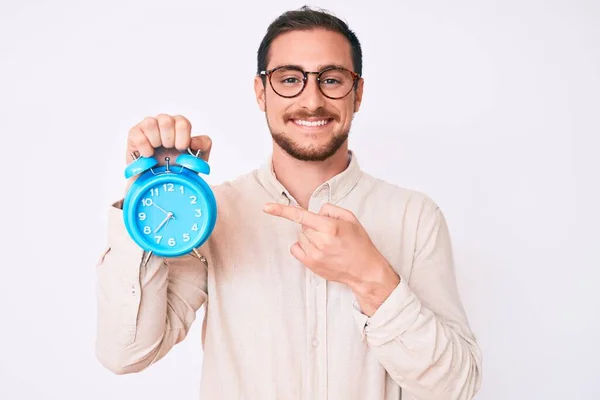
left=122, top=149, right=217, bottom=258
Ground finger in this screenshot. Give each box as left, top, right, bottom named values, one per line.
left=263, top=203, right=333, bottom=232
left=190, top=135, right=213, bottom=161
left=290, top=242, right=308, bottom=264
left=298, top=230, right=322, bottom=255
left=127, top=126, right=154, bottom=160
left=302, top=227, right=327, bottom=251
left=319, top=203, right=356, bottom=222
left=139, top=117, right=162, bottom=148
left=173, top=115, right=192, bottom=151
left=156, top=114, right=176, bottom=148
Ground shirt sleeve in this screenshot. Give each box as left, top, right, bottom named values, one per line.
left=95, top=200, right=209, bottom=374
left=352, top=203, right=482, bottom=400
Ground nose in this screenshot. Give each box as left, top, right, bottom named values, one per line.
left=297, top=73, right=325, bottom=112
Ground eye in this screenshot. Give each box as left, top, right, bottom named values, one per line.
left=319, top=69, right=351, bottom=86
left=272, top=68, right=304, bottom=86
left=280, top=76, right=302, bottom=85
left=321, top=78, right=341, bottom=85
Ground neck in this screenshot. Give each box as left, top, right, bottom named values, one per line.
left=271, top=143, right=349, bottom=209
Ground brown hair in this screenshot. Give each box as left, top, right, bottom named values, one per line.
left=256, top=5, right=363, bottom=78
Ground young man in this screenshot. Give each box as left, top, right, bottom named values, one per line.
left=96, top=6, right=482, bottom=400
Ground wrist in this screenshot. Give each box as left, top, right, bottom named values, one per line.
left=348, top=257, right=400, bottom=315
left=353, top=262, right=399, bottom=295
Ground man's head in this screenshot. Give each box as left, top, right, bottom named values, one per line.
left=254, top=6, right=364, bottom=162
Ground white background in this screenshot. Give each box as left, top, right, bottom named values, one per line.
left=1, top=0, right=598, bottom=399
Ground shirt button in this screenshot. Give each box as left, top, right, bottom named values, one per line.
left=311, top=277, right=319, bottom=286
left=131, top=286, right=136, bottom=296
left=312, top=339, right=320, bottom=347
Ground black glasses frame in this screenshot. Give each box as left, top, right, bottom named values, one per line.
left=259, top=65, right=360, bottom=100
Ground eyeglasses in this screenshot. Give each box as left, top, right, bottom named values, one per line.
left=259, top=65, right=360, bottom=100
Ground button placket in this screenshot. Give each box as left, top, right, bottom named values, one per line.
left=307, top=191, right=329, bottom=400
left=304, top=187, right=320, bottom=400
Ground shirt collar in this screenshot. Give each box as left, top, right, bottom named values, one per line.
left=256, top=150, right=363, bottom=205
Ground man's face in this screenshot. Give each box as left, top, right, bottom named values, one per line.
left=254, top=28, right=364, bottom=162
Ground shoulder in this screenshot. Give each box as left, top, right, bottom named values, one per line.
left=358, top=171, right=441, bottom=217
left=209, top=167, right=263, bottom=203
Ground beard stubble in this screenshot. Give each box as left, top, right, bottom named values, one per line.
left=265, top=104, right=351, bottom=162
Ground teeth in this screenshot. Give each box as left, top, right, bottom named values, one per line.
left=294, top=119, right=329, bottom=127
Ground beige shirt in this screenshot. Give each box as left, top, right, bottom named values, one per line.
left=95, top=151, right=482, bottom=400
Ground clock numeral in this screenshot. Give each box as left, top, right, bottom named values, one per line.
left=183, top=233, right=190, bottom=242
left=142, top=198, right=153, bottom=207
left=190, top=196, right=197, bottom=204
left=191, top=223, right=198, bottom=231
left=163, top=183, right=174, bottom=192
left=179, top=186, right=185, bottom=194
left=195, top=209, right=202, bottom=217
left=168, top=238, right=176, bottom=247
left=143, top=226, right=151, bottom=234
left=138, top=212, right=147, bottom=220
left=150, top=188, right=159, bottom=196
left=155, top=236, right=162, bottom=244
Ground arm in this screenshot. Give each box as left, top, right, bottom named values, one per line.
left=95, top=200, right=209, bottom=375
left=351, top=203, right=482, bottom=400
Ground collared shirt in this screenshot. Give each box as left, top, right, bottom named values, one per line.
left=95, top=151, right=482, bottom=400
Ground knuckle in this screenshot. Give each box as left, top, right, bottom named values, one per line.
left=127, top=126, right=138, bottom=139
left=320, top=234, right=332, bottom=246
left=127, top=132, right=145, bottom=147
left=174, top=116, right=192, bottom=132
left=156, top=114, right=174, bottom=129
left=315, top=240, right=326, bottom=251
left=173, top=115, right=190, bottom=123
left=142, top=116, right=157, bottom=129
left=312, top=250, right=325, bottom=262
left=326, top=222, right=338, bottom=235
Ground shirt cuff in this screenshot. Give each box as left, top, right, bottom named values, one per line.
left=352, top=277, right=421, bottom=347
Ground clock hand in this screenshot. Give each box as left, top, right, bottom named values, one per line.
left=154, top=212, right=174, bottom=233
left=163, top=213, right=175, bottom=229
left=151, top=201, right=169, bottom=215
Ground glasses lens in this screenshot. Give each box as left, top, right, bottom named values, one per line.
left=270, top=68, right=305, bottom=97
left=319, top=68, right=355, bottom=98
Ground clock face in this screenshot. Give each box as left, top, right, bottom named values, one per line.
left=132, top=181, right=208, bottom=253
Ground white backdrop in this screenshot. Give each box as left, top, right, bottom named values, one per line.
left=1, top=0, right=598, bottom=399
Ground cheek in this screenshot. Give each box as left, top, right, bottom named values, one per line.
left=266, top=95, right=291, bottom=120
left=337, top=101, right=355, bottom=123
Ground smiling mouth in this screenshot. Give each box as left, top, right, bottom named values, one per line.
left=291, top=118, right=333, bottom=128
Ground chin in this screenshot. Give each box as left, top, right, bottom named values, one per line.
left=271, top=130, right=349, bottom=162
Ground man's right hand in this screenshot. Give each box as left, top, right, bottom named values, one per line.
left=124, top=114, right=212, bottom=192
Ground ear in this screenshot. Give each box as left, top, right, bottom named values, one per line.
left=254, top=75, right=266, bottom=112
left=353, top=78, right=364, bottom=113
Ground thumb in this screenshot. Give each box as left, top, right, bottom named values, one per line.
left=318, top=203, right=355, bottom=221
left=190, top=135, right=213, bottom=162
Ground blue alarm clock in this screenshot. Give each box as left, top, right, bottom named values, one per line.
left=122, top=149, right=217, bottom=258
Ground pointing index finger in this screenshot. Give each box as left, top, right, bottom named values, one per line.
left=263, top=203, right=324, bottom=230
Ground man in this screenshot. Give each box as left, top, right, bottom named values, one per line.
left=96, top=6, right=482, bottom=400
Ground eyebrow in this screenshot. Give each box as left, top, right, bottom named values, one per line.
left=273, top=63, right=350, bottom=72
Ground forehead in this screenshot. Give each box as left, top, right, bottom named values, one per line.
left=267, top=29, right=353, bottom=71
